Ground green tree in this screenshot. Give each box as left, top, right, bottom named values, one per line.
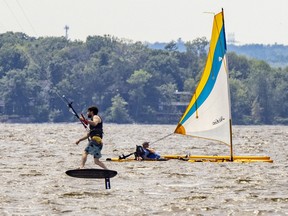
left=127, top=69, right=152, bottom=120
left=248, top=60, right=273, bottom=124
left=251, top=97, right=262, bottom=124
left=270, top=67, right=288, bottom=124
left=164, top=40, right=178, bottom=51
left=230, top=79, right=251, bottom=124
left=106, top=94, right=132, bottom=123
left=1, top=69, right=34, bottom=117
left=227, top=52, right=251, bottom=80
left=0, top=45, right=29, bottom=78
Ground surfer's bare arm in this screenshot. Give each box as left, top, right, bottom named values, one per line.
left=85, top=115, right=101, bottom=126
left=76, top=133, right=89, bottom=145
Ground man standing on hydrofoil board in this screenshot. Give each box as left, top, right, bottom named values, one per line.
left=76, top=106, right=108, bottom=169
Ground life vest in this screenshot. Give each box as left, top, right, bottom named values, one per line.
left=135, top=145, right=145, bottom=157
left=89, top=115, right=103, bottom=138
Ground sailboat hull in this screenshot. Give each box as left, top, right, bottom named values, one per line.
left=106, top=155, right=273, bottom=163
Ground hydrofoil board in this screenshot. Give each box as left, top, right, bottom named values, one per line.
left=66, top=169, right=117, bottom=179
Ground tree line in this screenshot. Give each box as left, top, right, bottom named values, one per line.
left=228, top=44, right=288, bottom=67
left=149, top=40, right=288, bottom=68
left=0, top=32, right=287, bottom=125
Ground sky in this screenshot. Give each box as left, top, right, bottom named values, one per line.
left=0, top=0, right=288, bottom=45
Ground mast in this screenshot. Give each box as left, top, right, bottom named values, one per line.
left=222, top=8, right=234, bottom=161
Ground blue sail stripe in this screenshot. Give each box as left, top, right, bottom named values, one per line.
left=180, top=27, right=226, bottom=125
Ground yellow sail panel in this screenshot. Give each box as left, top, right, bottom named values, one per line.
left=175, top=11, right=231, bottom=145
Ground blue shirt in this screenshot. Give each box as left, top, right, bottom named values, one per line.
left=143, top=149, right=161, bottom=159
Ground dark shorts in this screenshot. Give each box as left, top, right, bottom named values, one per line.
left=85, top=140, right=103, bottom=159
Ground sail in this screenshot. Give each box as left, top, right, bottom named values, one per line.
left=175, top=10, right=232, bottom=145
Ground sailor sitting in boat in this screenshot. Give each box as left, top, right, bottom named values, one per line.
left=136, top=142, right=161, bottom=160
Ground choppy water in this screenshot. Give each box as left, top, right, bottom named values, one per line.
left=0, top=123, right=287, bottom=215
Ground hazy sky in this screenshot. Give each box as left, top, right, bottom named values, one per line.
left=0, top=0, right=287, bottom=45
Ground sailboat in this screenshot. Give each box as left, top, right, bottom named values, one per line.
left=106, top=9, right=272, bottom=163
left=172, top=9, right=272, bottom=163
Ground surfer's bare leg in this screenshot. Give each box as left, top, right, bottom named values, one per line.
left=94, top=158, right=108, bottom=169
left=80, top=152, right=88, bottom=169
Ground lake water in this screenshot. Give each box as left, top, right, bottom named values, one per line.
left=0, top=123, right=287, bottom=215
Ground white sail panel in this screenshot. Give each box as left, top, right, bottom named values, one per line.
left=178, top=60, right=230, bottom=144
